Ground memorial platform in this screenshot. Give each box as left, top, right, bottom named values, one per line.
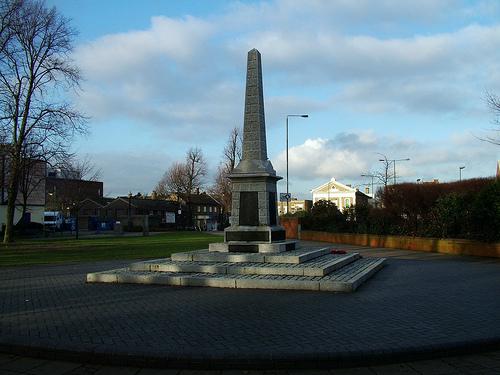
left=87, top=246, right=385, bottom=292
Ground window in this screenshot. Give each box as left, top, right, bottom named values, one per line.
left=203, top=206, right=207, bottom=212
left=197, top=206, right=201, bottom=212
left=345, top=198, right=351, bottom=208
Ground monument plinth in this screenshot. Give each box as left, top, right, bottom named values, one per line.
left=86, top=49, right=386, bottom=292
left=209, top=49, right=296, bottom=253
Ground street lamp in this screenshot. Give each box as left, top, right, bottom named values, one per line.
left=379, top=158, right=410, bottom=185
left=459, top=166, right=465, bottom=181
left=286, top=114, right=308, bottom=213
left=128, top=192, right=132, bottom=231
left=360, top=174, right=376, bottom=198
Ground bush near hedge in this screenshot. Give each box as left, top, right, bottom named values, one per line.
left=300, top=178, right=500, bottom=242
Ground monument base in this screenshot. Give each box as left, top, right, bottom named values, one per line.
left=87, top=246, right=387, bottom=293
left=209, top=240, right=297, bottom=253
left=216, top=225, right=293, bottom=253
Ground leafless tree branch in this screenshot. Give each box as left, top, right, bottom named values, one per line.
left=0, top=0, right=87, bottom=242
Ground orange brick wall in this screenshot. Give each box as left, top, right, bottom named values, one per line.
left=280, top=217, right=299, bottom=239
left=300, top=230, right=500, bottom=258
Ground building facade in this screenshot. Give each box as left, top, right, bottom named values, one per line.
left=45, top=176, right=103, bottom=213
left=188, top=193, right=222, bottom=231
left=311, top=177, right=370, bottom=210
left=277, top=199, right=312, bottom=216
left=0, top=153, right=46, bottom=226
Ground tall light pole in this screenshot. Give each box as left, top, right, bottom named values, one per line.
left=361, top=174, right=376, bottom=197
left=459, top=166, right=465, bottom=181
left=286, top=114, right=308, bottom=213
left=379, top=158, right=410, bottom=185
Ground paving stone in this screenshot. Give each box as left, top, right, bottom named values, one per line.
left=0, top=370, right=26, bottom=375
left=180, top=274, right=236, bottom=288
left=235, top=275, right=320, bottom=291
left=86, top=270, right=119, bottom=283
left=93, top=365, right=140, bottom=374
left=2, top=243, right=500, bottom=371
left=0, top=354, right=17, bottom=366
left=370, top=362, right=421, bottom=374
left=407, top=359, right=459, bottom=374
left=65, top=364, right=102, bottom=375
left=136, top=369, right=180, bottom=375
left=331, top=367, right=375, bottom=374
left=456, top=354, right=500, bottom=369
left=0, top=357, right=48, bottom=372
left=287, top=370, right=331, bottom=375
left=26, top=360, right=82, bottom=374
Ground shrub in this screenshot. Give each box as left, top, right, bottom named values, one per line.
left=470, top=179, right=500, bottom=242
left=14, top=221, right=44, bottom=237
left=301, top=200, right=345, bottom=232
left=425, top=193, right=468, bottom=238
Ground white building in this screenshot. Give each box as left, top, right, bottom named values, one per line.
left=311, top=177, right=370, bottom=211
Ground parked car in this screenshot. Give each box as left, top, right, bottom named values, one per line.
left=43, top=211, right=64, bottom=230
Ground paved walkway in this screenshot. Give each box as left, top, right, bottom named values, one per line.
left=1, top=349, right=500, bottom=374
left=1, top=241, right=499, bottom=373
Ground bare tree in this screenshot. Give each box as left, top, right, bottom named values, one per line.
left=0, top=0, right=21, bottom=54
left=154, top=148, right=207, bottom=197
left=18, top=143, right=48, bottom=221
left=363, top=153, right=394, bottom=189
left=153, top=148, right=207, bottom=227
left=223, top=127, right=242, bottom=172
left=0, top=0, right=87, bottom=242
left=210, top=164, right=231, bottom=215
left=185, top=147, right=207, bottom=194
left=48, top=155, right=101, bottom=239
left=209, top=127, right=242, bottom=216
left=59, top=155, right=102, bottom=181
left=164, top=161, right=189, bottom=196
left=18, top=133, right=76, bottom=218
left=482, top=91, right=500, bottom=145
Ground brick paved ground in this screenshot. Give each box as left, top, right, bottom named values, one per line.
left=1, top=349, right=500, bottom=374
left=1, top=241, right=499, bottom=372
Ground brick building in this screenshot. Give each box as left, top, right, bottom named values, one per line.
left=0, top=152, right=46, bottom=226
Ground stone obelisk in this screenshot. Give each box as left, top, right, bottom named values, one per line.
left=210, top=49, right=296, bottom=253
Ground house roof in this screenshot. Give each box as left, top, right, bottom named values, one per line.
left=178, top=193, right=221, bottom=206
left=107, top=197, right=179, bottom=210
left=311, top=177, right=356, bottom=194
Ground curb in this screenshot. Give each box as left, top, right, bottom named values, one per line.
left=1, top=338, right=499, bottom=370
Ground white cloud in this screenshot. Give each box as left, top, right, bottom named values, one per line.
left=274, top=130, right=499, bottom=196
left=69, top=1, right=500, bottom=196
left=84, top=151, right=172, bottom=196
left=74, top=3, right=500, bottom=134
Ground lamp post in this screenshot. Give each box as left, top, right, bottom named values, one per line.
left=128, top=192, right=132, bottom=232
left=459, top=166, right=465, bottom=181
left=379, top=158, right=410, bottom=185
left=286, top=114, right=308, bottom=213
left=361, top=174, right=376, bottom=198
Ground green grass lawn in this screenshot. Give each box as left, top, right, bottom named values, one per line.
left=0, top=232, right=223, bottom=267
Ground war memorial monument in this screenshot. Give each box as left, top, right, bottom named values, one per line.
left=87, top=49, right=385, bottom=292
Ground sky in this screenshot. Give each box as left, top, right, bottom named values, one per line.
left=46, top=0, right=500, bottom=199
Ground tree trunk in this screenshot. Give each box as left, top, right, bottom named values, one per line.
left=3, top=156, right=20, bottom=243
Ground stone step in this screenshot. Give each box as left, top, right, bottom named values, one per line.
left=171, top=246, right=331, bottom=264
left=209, top=240, right=298, bottom=253
left=129, top=252, right=361, bottom=277
left=87, top=258, right=386, bottom=293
